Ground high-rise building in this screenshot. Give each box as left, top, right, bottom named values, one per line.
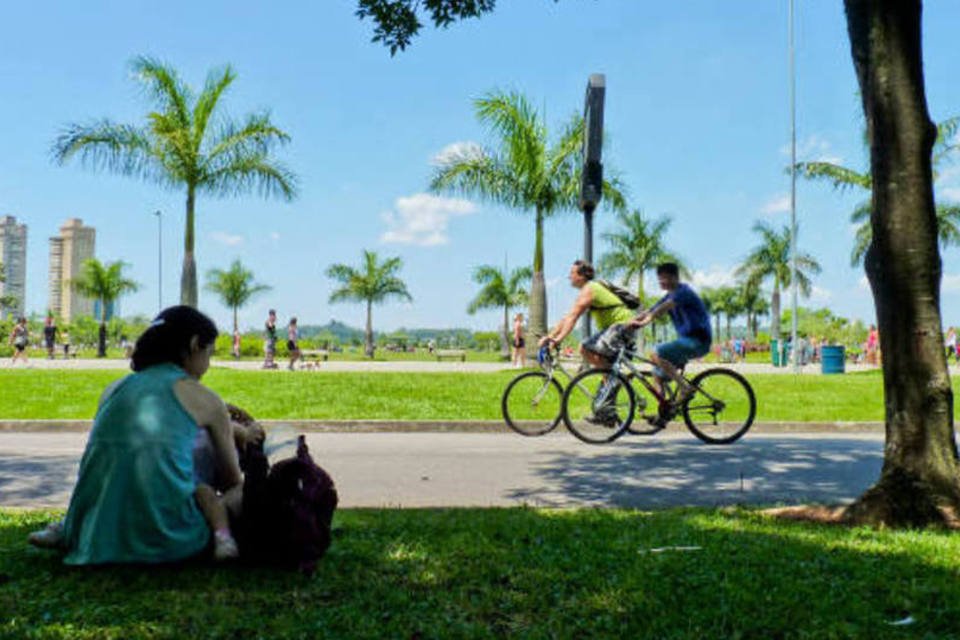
left=49, top=218, right=96, bottom=322
left=0, top=215, right=27, bottom=319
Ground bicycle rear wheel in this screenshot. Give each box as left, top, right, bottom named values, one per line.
left=561, top=369, right=635, bottom=444
left=682, top=368, right=756, bottom=444
left=501, top=371, right=563, bottom=436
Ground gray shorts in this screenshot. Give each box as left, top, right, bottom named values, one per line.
left=582, top=324, right=634, bottom=360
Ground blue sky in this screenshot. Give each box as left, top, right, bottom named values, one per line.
left=2, top=2, right=959, bottom=333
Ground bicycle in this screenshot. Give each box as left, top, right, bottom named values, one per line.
left=560, top=339, right=757, bottom=445
left=500, top=345, right=583, bottom=436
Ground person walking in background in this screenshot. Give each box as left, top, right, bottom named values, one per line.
left=866, top=324, right=880, bottom=365
left=512, top=312, right=526, bottom=368
left=8, top=317, right=29, bottom=364
left=945, top=326, right=957, bottom=364
left=61, top=329, right=71, bottom=359
left=43, top=314, right=58, bottom=360
left=232, top=328, right=241, bottom=359
left=287, top=317, right=301, bottom=371
left=263, top=309, right=278, bottom=369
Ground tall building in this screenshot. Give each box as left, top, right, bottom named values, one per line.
left=49, top=218, right=96, bottom=322
left=0, top=215, right=27, bottom=319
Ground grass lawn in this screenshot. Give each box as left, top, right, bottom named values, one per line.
left=3, top=507, right=960, bottom=638
left=1, top=368, right=958, bottom=422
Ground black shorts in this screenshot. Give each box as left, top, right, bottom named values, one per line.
left=287, top=340, right=298, bottom=351
left=513, top=338, right=525, bottom=349
left=14, top=343, right=26, bottom=353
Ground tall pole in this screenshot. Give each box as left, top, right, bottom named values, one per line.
left=581, top=74, right=606, bottom=340
left=789, top=0, right=799, bottom=372
left=154, top=210, right=162, bottom=313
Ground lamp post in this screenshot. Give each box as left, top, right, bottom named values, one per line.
left=580, top=74, right=606, bottom=339
left=788, top=0, right=799, bottom=372
left=153, top=210, right=162, bottom=313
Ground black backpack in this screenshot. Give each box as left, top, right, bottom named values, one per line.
left=592, top=279, right=642, bottom=310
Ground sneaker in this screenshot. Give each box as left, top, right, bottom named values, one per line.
left=213, top=531, right=239, bottom=561
left=584, top=411, right=619, bottom=428
left=677, top=382, right=697, bottom=403
left=28, top=521, right=65, bottom=549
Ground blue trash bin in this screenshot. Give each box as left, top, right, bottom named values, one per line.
left=821, top=345, right=845, bottom=374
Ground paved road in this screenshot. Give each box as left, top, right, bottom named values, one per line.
left=0, top=431, right=883, bottom=509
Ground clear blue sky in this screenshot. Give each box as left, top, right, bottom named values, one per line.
left=2, top=2, right=959, bottom=333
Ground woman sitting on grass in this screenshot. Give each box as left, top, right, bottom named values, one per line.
left=29, top=305, right=262, bottom=564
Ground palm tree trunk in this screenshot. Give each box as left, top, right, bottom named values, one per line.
left=840, top=0, right=960, bottom=527
left=364, top=299, right=374, bottom=358
left=526, top=208, right=548, bottom=350
left=771, top=283, right=781, bottom=342
left=97, top=299, right=107, bottom=358
left=181, top=186, right=198, bottom=308
left=501, top=304, right=510, bottom=359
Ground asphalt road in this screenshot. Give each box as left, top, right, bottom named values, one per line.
left=0, top=431, right=883, bottom=509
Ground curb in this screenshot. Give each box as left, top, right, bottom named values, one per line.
left=0, top=419, right=885, bottom=434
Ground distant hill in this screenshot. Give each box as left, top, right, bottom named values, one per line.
left=297, top=320, right=475, bottom=345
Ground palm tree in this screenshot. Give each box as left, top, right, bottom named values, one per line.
left=715, top=285, right=741, bottom=340
left=326, top=250, right=413, bottom=358
left=52, top=56, right=297, bottom=307
left=466, top=264, right=532, bottom=357
left=70, top=259, right=139, bottom=357
left=738, top=276, right=769, bottom=339
left=430, top=90, right=625, bottom=342
left=735, top=222, right=822, bottom=341
left=204, top=260, right=271, bottom=338
left=797, top=117, right=960, bottom=266
left=598, top=209, right=684, bottom=303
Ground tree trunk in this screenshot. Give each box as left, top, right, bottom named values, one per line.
left=526, top=208, right=547, bottom=350
left=841, top=0, right=960, bottom=527
left=364, top=299, right=374, bottom=358
left=181, top=186, right=198, bottom=308
left=97, top=300, right=107, bottom=358
left=501, top=304, right=510, bottom=359
left=770, top=283, right=781, bottom=341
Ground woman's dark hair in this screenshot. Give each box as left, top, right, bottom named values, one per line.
left=131, top=306, right=218, bottom=372
left=572, top=260, right=595, bottom=280
left=656, top=262, right=680, bottom=277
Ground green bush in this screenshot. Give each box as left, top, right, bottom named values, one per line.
left=214, top=333, right=266, bottom=358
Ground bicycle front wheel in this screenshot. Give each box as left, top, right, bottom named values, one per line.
left=501, top=371, right=564, bottom=436
left=682, top=368, right=756, bottom=444
left=561, top=368, right=635, bottom=444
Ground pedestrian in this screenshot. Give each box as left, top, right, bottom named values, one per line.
left=287, top=317, right=301, bottom=371
left=263, top=309, right=278, bottom=369
left=43, top=314, right=58, bottom=359
left=512, top=312, right=526, bottom=368
left=232, top=328, right=241, bottom=359
left=946, top=326, right=957, bottom=364
left=866, top=324, right=879, bottom=365
left=61, top=329, right=71, bottom=359
left=8, top=317, right=29, bottom=364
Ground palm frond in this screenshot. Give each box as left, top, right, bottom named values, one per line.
left=193, top=64, right=236, bottom=148
left=796, top=161, right=871, bottom=191
left=201, top=152, right=298, bottom=200
left=130, top=56, right=191, bottom=129
left=51, top=121, right=163, bottom=182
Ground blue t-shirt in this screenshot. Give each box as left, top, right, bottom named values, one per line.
left=655, top=283, right=712, bottom=344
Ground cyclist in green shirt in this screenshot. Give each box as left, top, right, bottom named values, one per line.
left=538, top=260, right=635, bottom=368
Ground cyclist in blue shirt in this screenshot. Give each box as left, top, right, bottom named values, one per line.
left=631, top=262, right=712, bottom=400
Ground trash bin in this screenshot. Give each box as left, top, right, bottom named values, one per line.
left=821, top=345, right=845, bottom=374
left=771, top=339, right=780, bottom=366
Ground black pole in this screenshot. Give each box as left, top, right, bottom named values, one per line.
left=582, top=202, right=595, bottom=338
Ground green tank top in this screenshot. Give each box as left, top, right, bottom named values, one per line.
left=588, top=281, right=635, bottom=330
left=62, top=363, right=210, bottom=565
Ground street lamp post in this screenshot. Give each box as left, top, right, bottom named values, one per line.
left=580, top=74, right=606, bottom=339
left=789, top=0, right=799, bottom=372
left=153, top=210, right=162, bottom=313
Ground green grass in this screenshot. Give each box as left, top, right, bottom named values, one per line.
left=3, top=507, right=960, bottom=638
left=1, top=368, right=957, bottom=422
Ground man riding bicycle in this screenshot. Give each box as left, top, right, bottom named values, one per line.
left=630, top=262, right=712, bottom=403
left=538, top=259, right=635, bottom=370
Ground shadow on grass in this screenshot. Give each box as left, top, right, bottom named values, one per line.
left=2, top=507, right=958, bottom=638
left=508, top=436, right=884, bottom=509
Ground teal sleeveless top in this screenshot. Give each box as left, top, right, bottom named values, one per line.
left=62, top=363, right=210, bottom=565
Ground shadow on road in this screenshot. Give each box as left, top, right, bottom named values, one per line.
left=509, top=436, right=884, bottom=509
left=0, top=455, right=78, bottom=507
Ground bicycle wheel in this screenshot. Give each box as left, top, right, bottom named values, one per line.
left=562, top=368, right=635, bottom=444
left=682, top=368, right=756, bottom=444
left=501, top=371, right=564, bottom=436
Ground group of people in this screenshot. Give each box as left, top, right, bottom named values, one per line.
left=946, top=326, right=960, bottom=364
left=540, top=260, right=711, bottom=426
left=261, top=309, right=301, bottom=370
left=7, top=314, right=73, bottom=363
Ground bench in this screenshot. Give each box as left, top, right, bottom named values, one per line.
left=435, top=349, right=467, bottom=362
